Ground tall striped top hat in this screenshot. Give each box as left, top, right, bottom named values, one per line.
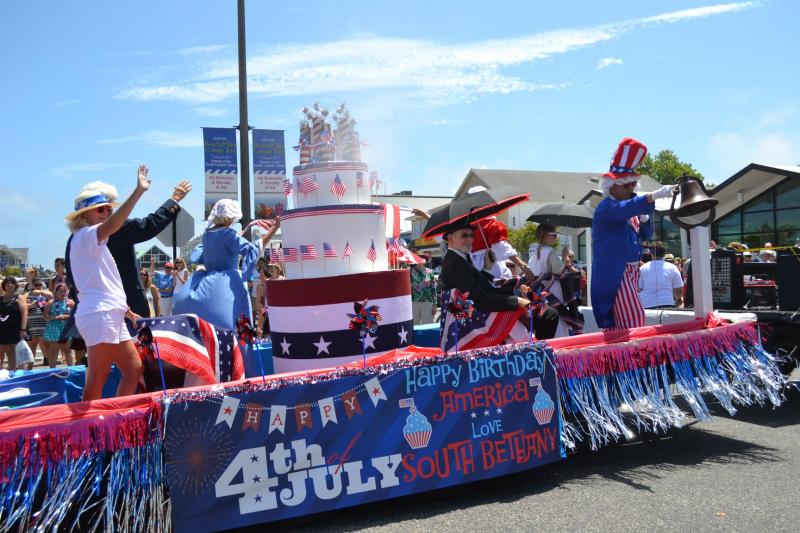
left=602, top=137, right=648, bottom=180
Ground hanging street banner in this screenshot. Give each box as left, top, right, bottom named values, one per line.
left=252, top=129, right=287, bottom=219
left=164, top=344, right=563, bottom=532
left=203, top=128, right=239, bottom=219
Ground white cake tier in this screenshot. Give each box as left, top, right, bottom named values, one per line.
left=291, top=161, right=372, bottom=208
left=279, top=204, right=387, bottom=279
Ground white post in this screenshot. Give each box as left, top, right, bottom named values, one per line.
left=680, top=228, right=689, bottom=259
left=689, top=225, right=713, bottom=320
left=584, top=227, right=592, bottom=306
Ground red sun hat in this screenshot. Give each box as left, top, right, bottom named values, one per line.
left=471, top=218, right=509, bottom=252
left=602, top=137, right=648, bottom=180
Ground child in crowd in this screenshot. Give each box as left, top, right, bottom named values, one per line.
left=43, top=282, right=75, bottom=367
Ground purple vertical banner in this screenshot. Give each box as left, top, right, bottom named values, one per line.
left=252, top=129, right=286, bottom=220
left=203, top=128, right=238, bottom=219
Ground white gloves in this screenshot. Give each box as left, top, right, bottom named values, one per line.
left=652, top=185, right=677, bottom=200
left=638, top=214, right=649, bottom=223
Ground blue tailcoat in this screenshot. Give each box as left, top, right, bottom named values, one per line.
left=590, top=195, right=654, bottom=329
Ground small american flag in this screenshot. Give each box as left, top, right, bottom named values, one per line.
left=388, top=237, right=403, bottom=252
left=300, top=244, right=317, bottom=260
left=283, top=178, right=292, bottom=196
left=269, top=248, right=279, bottom=263
left=330, top=174, right=347, bottom=197
left=299, top=175, right=320, bottom=197
left=367, top=239, right=377, bottom=263
left=323, top=242, right=338, bottom=258
left=343, top=241, right=353, bottom=258
left=356, top=171, right=364, bottom=188
left=369, top=171, right=378, bottom=189
left=283, top=247, right=298, bottom=262
left=276, top=247, right=284, bottom=262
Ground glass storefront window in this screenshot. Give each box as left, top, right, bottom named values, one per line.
left=578, top=231, right=586, bottom=262
left=743, top=190, right=774, bottom=213
left=776, top=178, right=800, bottom=209
left=776, top=208, right=800, bottom=231
left=743, top=233, right=773, bottom=249
left=717, top=234, right=743, bottom=247
left=714, top=210, right=741, bottom=236
left=743, top=211, right=774, bottom=234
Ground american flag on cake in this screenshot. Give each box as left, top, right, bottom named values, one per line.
left=323, top=242, right=338, bottom=258
left=300, top=244, right=317, bottom=260
left=330, top=174, right=347, bottom=197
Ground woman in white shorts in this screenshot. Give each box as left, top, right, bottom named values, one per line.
left=66, top=165, right=151, bottom=400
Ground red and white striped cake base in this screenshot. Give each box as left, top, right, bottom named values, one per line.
left=267, top=270, right=413, bottom=373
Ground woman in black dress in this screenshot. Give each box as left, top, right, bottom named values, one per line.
left=0, top=277, right=28, bottom=370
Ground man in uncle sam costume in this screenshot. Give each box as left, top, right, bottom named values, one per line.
left=591, top=138, right=676, bottom=329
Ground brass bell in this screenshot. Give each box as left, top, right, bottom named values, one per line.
left=669, top=175, right=718, bottom=230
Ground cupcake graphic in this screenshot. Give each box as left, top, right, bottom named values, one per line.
left=399, top=398, right=432, bottom=449
left=532, top=385, right=555, bottom=425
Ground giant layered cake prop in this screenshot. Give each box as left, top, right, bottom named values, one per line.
left=268, top=104, right=413, bottom=372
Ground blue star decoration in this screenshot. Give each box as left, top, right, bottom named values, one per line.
left=251, top=454, right=259, bottom=462
left=254, top=494, right=262, bottom=503
left=253, top=475, right=261, bottom=483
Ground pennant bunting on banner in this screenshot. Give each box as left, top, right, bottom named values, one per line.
left=318, top=397, right=338, bottom=427
left=295, top=404, right=314, bottom=431
left=241, top=402, right=263, bottom=432
left=342, top=390, right=362, bottom=419
left=364, top=377, right=387, bottom=406
left=269, top=405, right=287, bottom=434
left=215, top=395, right=240, bottom=428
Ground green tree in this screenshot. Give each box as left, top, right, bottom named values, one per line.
left=637, top=149, right=706, bottom=185
left=507, top=223, right=538, bottom=261
left=3, top=266, right=21, bottom=277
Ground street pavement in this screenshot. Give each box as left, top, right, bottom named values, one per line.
left=259, top=376, right=800, bottom=533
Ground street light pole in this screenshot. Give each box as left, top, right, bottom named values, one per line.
left=237, top=0, right=252, bottom=231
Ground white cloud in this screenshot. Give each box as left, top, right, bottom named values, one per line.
left=97, top=130, right=203, bottom=148
left=48, top=162, right=129, bottom=178
left=53, top=99, right=81, bottom=107
left=193, top=106, right=233, bottom=118
left=175, top=44, right=231, bottom=56
left=116, top=2, right=758, bottom=106
left=427, top=119, right=470, bottom=126
left=597, top=57, right=623, bottom=70
left=710, top=132, right=798, bottom=168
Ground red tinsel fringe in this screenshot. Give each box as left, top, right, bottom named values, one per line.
left=554, top=321, right=758, bottom=379
left=0, top=400, right=162, bottom=475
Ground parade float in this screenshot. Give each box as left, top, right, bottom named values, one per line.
left=0, top=110, right=788, bottom=532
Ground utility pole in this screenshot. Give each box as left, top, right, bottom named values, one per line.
left=237, top=0, right=252, bottom=232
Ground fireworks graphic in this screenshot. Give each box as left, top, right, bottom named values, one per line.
left=165, top=415, right=237, bottom=495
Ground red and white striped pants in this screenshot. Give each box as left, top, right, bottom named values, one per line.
left=612, top=262, right=645, bottom=329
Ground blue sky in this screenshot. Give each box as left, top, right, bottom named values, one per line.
left=2, top=0, right=798, bottom=267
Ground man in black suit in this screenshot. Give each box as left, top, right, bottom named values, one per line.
left=439, top=219, right=560, bottom=339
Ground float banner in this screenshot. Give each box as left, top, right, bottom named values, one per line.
left=165, top=344, right=562, bottom=532
left=253, top=129, right=286, bottom=219
left=203, top=127, right=239, bottom=218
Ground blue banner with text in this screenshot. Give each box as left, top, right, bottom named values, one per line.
left=165, top=344, right=562, bottom=532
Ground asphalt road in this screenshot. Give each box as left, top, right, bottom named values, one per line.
left=253, top=377, right=800, bottom=533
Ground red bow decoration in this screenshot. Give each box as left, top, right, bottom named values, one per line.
left=236, top=313, right=257, bottom=346
left=527, top=288, right=550, bottom=318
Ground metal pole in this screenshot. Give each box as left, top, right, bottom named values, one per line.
left=237, top=0, right=252, bottom=233
left=690, top=226, right=714, bottom=320
left=172, top=220, right=177, bottom=261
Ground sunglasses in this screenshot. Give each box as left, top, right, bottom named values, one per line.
left=95, top=205, right=113, bottom=214
left=546, top=232, right=558, bottom=237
